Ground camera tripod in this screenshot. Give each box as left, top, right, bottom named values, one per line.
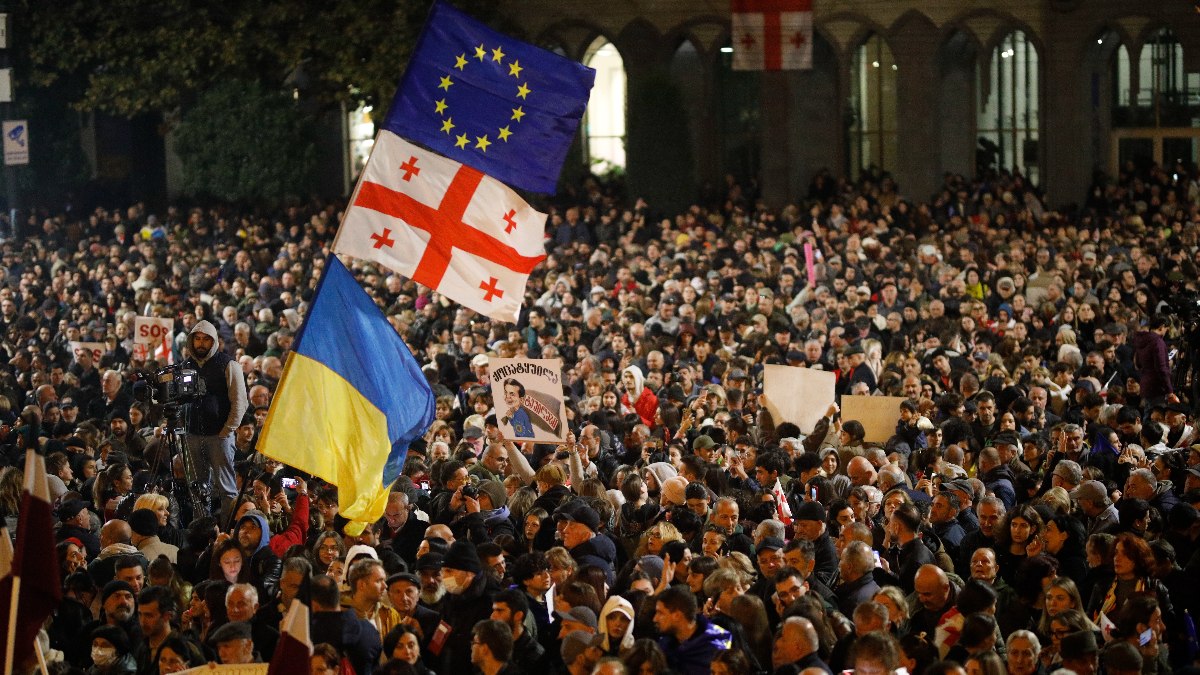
left=161, top=403, right=213, bottom=520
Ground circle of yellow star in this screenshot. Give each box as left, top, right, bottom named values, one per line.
left=475, top=135, right=492, bottom=152
left=441, top=118, right=455, bottom=134
left=511, top=106, right=526, bottom=122
left=508, top=60, right=523, bottom=78
left=516, top=83, right=531, bottom=99
left=434, top=99, right=448, bottom=115
left=474, top=44, right=487, bottom=61
left=497, top=126, right=512, bottom=142
left=438, top=75, right=454, bottom=91
left=454, top=54, right=468, bottom=71
left=455, top=134, right=469, bottom=149
left=491, top=46, right=506, bottom=63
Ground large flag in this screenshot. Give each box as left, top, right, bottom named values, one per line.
left=384, top=0, right=595, bottom=193
left=0, top=451, right=62, bottom=673
left=334, top=132, right=547, bottom=323
left=267, top=600, right=312, bottom=675
left=257, top=254, right=435, bottom=531
left=731, top=0, right=813, bottom=71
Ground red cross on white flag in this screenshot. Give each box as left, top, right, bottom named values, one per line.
left=731, top=0, right=813, bottom=71
left=334, top=131, right=548, bottom=323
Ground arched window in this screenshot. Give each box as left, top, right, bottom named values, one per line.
left=850, top=34, right=898, bottom=176
left=1115, top=43, right=1132, bottom=108
left=977, top=31, right=1039, bottom=181
left=1129, top=28, right=1197, bottom=127
left=583, top=38, right=626, bottom=172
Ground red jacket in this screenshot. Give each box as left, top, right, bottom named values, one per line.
left=269, top=493, right=310, bottom=557
left=623, top=387, right=659, bottom=427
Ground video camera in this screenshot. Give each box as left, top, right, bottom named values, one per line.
left=133, top=364, right=207, bottom=406
left=1166, top=291, right=1200, bottom=328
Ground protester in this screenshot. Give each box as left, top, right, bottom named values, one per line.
left=3, top=161, right=1199, bottom=674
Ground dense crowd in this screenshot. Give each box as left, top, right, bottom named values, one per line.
left=6, top=161, right=1200, bottom=675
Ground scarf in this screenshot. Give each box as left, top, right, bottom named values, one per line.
left=1096, top=576, right=1146, bottom=623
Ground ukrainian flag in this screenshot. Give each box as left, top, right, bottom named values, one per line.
left=257, top=254, right=434, bottom=530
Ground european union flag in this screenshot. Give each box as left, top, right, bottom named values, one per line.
left=384, top=0, right=595, bottom=194
left=257, top=254, right=435, bottom=530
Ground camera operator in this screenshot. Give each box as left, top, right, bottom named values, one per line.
left=185, top=320, right=248, bottom=520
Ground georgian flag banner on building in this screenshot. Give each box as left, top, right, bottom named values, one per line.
left=731, top=0, right=813, bottom=71
left=334, top=131, right=547, bottom=323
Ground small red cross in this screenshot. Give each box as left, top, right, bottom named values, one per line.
left=370, top=228, right=395, bottom=249
left=399, top=156, right=421, bottom=181
left=740, top=32, right=756, bottom=50
left=502, top=209, right=517, bottom=234
left=790, top=31, right=807, bottom=49
left=479, top=277, right=504, bottom=302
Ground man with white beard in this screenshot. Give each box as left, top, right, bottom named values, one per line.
left=416, top=553, right=446, bottom=609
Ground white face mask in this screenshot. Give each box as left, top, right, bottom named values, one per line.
left=92, top=646, right=118, bottom=667
left=442, top=574, right=466, bottom=595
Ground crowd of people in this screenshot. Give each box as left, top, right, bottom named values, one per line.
left=5, top=161, right=1200, bottom=675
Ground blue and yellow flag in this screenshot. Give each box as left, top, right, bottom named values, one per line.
left=383, top=0, right=595, bottom=194
left=257, top=254, right=434, bottom=530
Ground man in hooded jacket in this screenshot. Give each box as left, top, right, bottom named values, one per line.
left=184, top=319, right=248, bottom=519
left=236, top=511, right=283, bottom=601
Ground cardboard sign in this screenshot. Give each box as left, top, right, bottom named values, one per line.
left=488, top=357, right=567, bottom=443
left=762, top=365, right=835, bottom=434
left=68, top=341, right=104, bottom=364
left=841, top=395, right=907, bottom=444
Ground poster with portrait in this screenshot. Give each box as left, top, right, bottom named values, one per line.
left=488, top=357, right=567, bottom=443
left=762, top=365, right=835, bottom=434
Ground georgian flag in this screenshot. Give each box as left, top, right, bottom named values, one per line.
left=731, top=0, right=813, bottom=71
left=334, top=131, right=547, bottom=323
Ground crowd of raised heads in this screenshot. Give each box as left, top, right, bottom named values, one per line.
left=6, top=161, right=1200, bottom=675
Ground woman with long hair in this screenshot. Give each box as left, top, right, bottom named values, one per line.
left=993, top=504, right=1043, bottom=585
left=309, top=531, right=346, bottom=575
left=1086, top=532, right=1174, bottom=625
left=726, top=593, right=772, bottom=670
left=93, top=462, right=134, bottom=520
left=209, top=540, right=249, bottom=585
left=1037, top=577, right=1096, bottom=640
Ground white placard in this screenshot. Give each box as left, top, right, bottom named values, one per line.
left=762, top=365, right=836, bottom=434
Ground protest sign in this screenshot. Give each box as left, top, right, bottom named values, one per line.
left=841, top=395, right=906, bottom=443
left=68, top=341, right=104, bottom=364
left=134, top=316, right=174, bottom=363
left=762, top=365, right=835, bottom=434
left=488, top=357, right=567, bottom=443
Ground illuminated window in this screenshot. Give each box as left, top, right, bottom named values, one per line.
left=583, top=38, right=626, bottom=172
left=346, top=103, right=375, bottom=185
left=977, top=31, right=1039, bottom=181
left=850, top=34, right=898, bottom=176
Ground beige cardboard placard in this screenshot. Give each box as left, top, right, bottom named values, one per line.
left=762, top=365, right=835, bottom=435
left=842, top=395, right=906, bottom=444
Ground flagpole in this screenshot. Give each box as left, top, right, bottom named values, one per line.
left=33, top=634, right=48, bottom=675
left=331, top=130, right=384, bottom=254
left=3, top=574, right=20, bottom=675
